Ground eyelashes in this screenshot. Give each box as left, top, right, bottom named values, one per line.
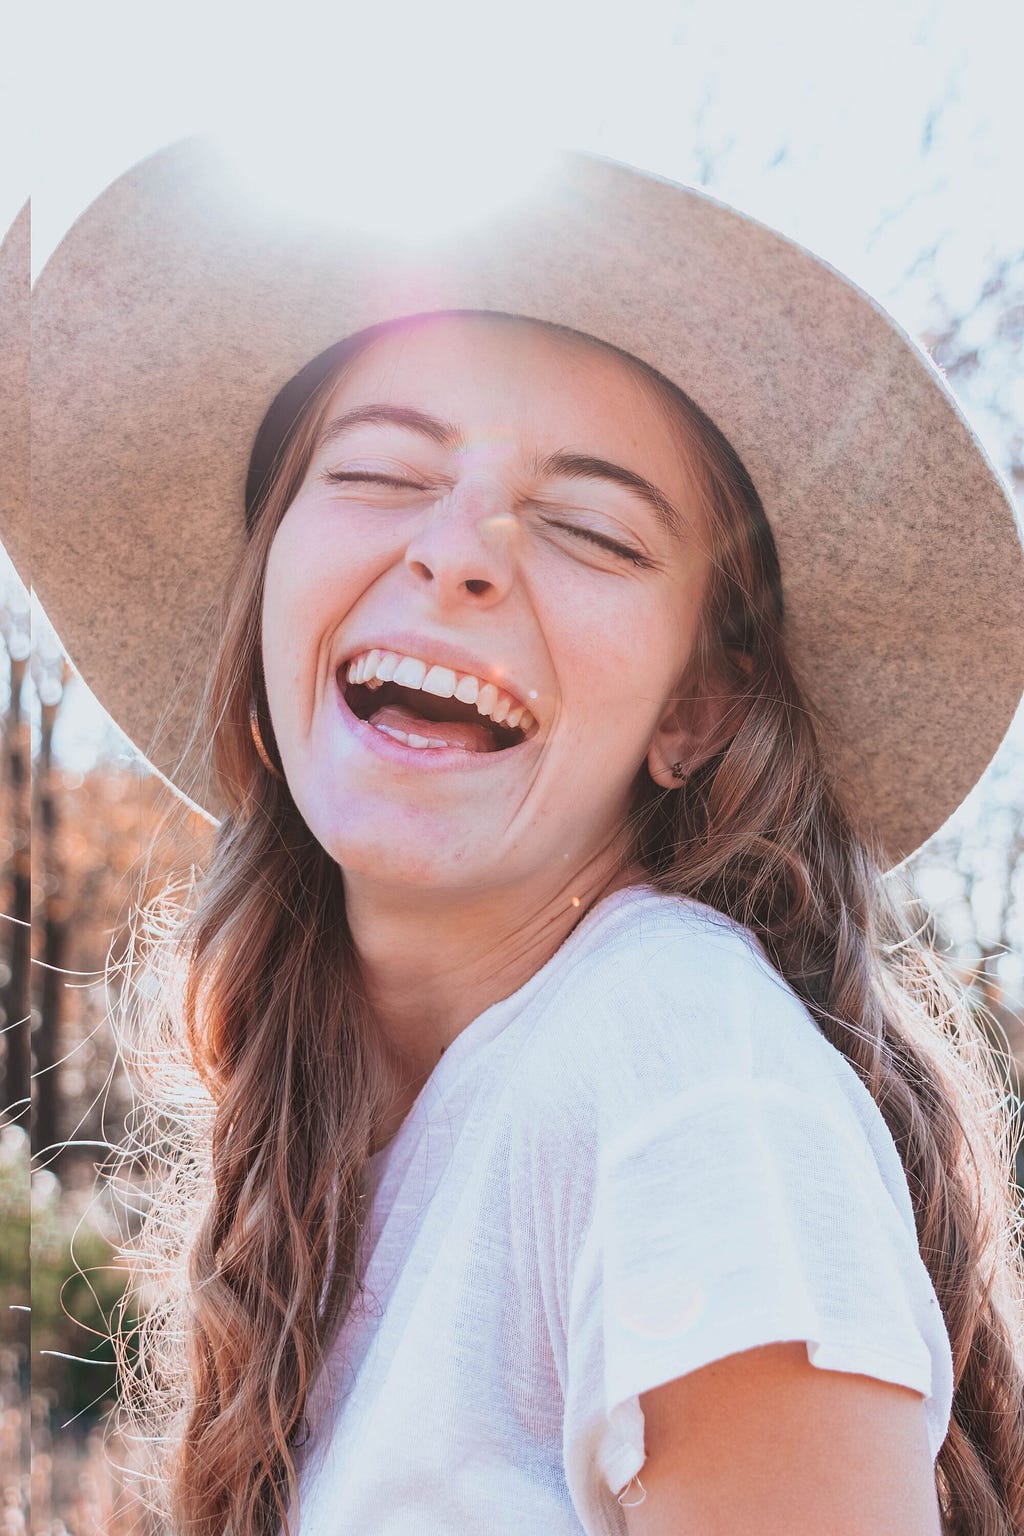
left=538, top=519, right=656, bottom=568
left=321, top=471, right=656, bottom=569
left=325, top=471, right=419, bottom=491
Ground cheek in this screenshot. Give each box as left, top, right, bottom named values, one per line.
left=547, top=581, right=695, bottom=746
left=261, top=532, right=310, bottom=689
left=262, top=500, right=377, bottom=656
left=260, top=511, right=351, bottom=729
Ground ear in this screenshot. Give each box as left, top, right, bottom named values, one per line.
left=646, top=652, right=752, bottom=790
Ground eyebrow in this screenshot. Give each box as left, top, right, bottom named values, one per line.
left=531, top=451, right=685, bottom=541
left=318, top=404, right=459, bottom=449
left=317, top=403, right=687, bottom=540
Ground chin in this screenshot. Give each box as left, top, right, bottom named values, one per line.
left=295, top=795, right=488, bottom=889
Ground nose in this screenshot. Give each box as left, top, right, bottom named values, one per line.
left=403, top=479, right=521, bottom=608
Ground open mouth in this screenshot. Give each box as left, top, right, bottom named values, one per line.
left=342, top=675, right=529, bottom=753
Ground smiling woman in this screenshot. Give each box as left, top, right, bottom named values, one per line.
left=25, top=139, right=1024, bottom=1536
left=256, top=313, right=715, bottom=924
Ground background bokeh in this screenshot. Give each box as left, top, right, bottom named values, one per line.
left=3, top=0, right=1023, bottom=1528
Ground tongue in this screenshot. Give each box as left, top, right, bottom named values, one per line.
left=367, top=701, right=501, bottom=753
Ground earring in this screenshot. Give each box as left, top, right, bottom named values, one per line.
left=249, top=698, right=285, bottom=780
left=670, top=761, right=687, bottom=782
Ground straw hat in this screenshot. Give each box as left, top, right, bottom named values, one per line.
left=26, top=136, right=1024, bottom=866
left=0, top=202, right=29, bottom=584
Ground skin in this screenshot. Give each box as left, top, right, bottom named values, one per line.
left=261, top=313, right=720, bottom=1082
left=625, top=1343, right=942, bottom=1536
left=261, top=313, right=940, bottom=1529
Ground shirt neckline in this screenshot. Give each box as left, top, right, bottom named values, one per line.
left=363, top=881, right=666, bottom=1170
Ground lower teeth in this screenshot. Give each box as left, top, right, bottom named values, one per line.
left=372, top=721, right=461, bottom=750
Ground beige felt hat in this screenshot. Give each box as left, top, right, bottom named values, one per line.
left=26, top=136, right=1024, bottom=867
left=0, top=202, right=29, bottom=583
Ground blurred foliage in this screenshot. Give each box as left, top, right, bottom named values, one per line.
left=28, top=749, right=213, bottom=1178
left=0, top=1126, right=29, bottom=1532
left=1, top=1341, right=29, bottom=1536
left=30, top=1173, right=134, bottom=1434
left=29, top=1412, right=159, bottom=1536
left=0, top=1125, right=29, bottom=1315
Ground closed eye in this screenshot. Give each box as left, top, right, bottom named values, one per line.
left=540, top=519, right=656, bottom=569
left=323, top=471, right=426, bottom=490
left=323, top=471, right=655, bottom=569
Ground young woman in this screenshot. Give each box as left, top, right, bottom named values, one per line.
left=26, top=139, right=1024, bottom=1535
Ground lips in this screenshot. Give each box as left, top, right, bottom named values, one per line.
left=342, top=672, right=526, bottom=750
left=338, top=634, right=538, bottom=725
left=334, top=671, right=533, bottom=768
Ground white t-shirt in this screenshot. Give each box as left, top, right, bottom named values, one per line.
left=287, top=885, right=953, bottom=1534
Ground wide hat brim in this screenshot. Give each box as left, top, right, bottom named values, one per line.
left=0, top=202, right=29, bottom=584
left=29, top=136, right=1024, bottom=868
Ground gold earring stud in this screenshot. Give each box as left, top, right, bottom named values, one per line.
left=249, top=699, right=285, bottom=780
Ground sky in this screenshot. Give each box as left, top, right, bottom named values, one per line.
left=18, top=0, right=1023, bottom=306
left=2, top=0, right=1022, bottom=878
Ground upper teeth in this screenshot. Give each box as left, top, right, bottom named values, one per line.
left=344, top=650, right=538, bottom=736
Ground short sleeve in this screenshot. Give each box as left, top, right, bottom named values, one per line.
left=561, top=1073, right=954, bottom=1514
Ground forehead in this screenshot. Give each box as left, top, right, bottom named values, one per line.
left=322, top=313, right=684, bottom=468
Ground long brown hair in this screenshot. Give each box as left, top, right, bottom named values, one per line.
left=112, top=313, right=1024, bottom=1535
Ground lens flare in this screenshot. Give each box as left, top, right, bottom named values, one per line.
left=214, top=114, right=557, bottom=247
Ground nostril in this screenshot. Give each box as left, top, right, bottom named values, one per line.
left=465, top=579, right=490, bottom=595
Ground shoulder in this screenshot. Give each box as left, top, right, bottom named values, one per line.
left=513, top=886, right=899, bottom=1189
left=534, top=886, right=828, bottom=1092
left=572, top=886, right=800, bottom=1015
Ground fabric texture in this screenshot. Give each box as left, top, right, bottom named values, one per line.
left=287, top=885, right=953, bottom=1534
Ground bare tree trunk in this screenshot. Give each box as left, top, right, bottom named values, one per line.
left=31, top=693, right=66, bottom=1164
left=1, top=649, right=30, bottom=1122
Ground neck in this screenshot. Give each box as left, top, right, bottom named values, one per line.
left=343, top=854, right=647, bottom=1080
